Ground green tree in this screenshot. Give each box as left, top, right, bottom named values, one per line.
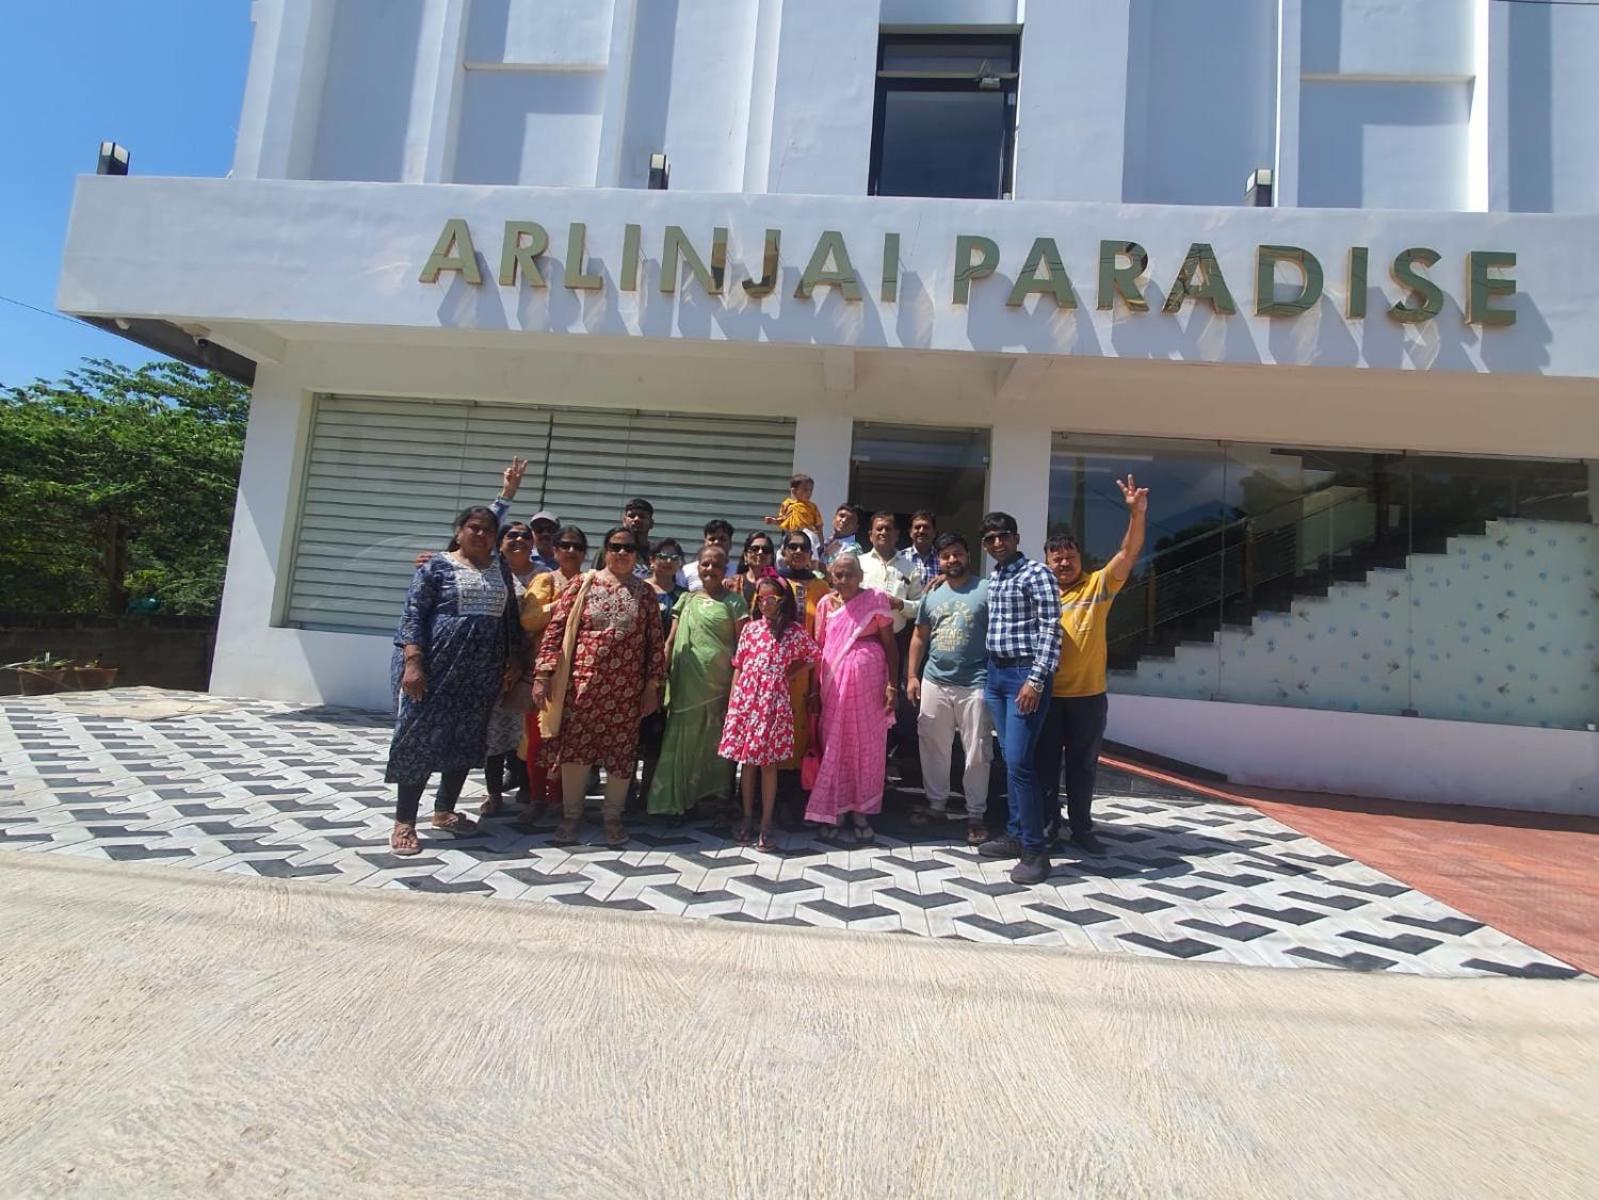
left=0, top=359, right=249, bottom=616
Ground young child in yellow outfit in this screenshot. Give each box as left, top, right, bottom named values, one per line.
left=764, top=474, right=824, bottom=549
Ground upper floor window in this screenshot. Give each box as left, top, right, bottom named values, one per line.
left=869, top=34, right=1019, bottom=200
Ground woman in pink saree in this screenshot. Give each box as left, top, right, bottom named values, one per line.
left=804, top=553, right=900, bottom=840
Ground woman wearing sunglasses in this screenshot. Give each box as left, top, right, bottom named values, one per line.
left=516, top=525, right=591, bottom=825
left=733, top=531, right=779, bottom=609
left=532, top=526, right=666, bottom=846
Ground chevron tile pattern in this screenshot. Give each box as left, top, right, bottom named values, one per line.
left=0, top=689, right=1585, bottom=981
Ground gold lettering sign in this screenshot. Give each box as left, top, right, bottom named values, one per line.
left=1007, top=237, right=1076, bottom=309
left=661, top=226, right=724, bottom=295
left=419, top=220, right=1520, bottom=335
left=419, top=218, right=481, bottom=285
left=1162, top=243, right=1236, bottom=315
left=795, top=231, right=861, bottom=300
left=1097, top=241, right=1149, bottom=313
left=1388, top=247, right=1443, bottom=325
left=564, top=222, right=602, bottom=291
left=1466, top=251, right=1517, bottom=327
left=497, top=221, right=547, bottom=288
left=1255, top=245, right=1323, bottom=317
left=953, top=235, right=1000, bottom=304
left=742, top=229, right=781, bottom=298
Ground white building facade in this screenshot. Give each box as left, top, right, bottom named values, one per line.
left=58, top=0, right=1599, bottom=813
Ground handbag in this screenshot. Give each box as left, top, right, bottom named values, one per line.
left=800, top=714, right=823, bottom=791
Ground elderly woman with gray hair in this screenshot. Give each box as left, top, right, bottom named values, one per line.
left=802, top=552, right=899, bottom=842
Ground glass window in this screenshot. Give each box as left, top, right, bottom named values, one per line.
left=1047, top=433, right=1596, bottom=730
left=879, top=37, right=1017, bottom=75
left=870, top=34, right=1019, bottom=200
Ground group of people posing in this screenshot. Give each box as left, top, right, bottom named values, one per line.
left=385, top=460, right=1148, bottom=885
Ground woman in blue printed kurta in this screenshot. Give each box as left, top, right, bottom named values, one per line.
left=387, top=506, right=524, bottom=855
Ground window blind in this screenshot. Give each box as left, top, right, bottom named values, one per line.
left=283, top=395, right=796, bottom=635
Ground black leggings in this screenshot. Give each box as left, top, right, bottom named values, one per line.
left=484, top=752, right=527, bottom=799
left=394, top=769, right=470, bottom=824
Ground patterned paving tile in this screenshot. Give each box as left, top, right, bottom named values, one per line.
left=0, top=688, right=1588, bottom=981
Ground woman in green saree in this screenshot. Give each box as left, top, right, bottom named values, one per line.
left=646, top=545, right=748, bottom=817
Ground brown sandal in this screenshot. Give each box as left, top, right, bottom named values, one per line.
left=603, top=819, right=628, bottom=848
left=430, top=811, right=478, bottom=835
left=390, top=822, right=421, bottom=856
left=479, top=793, right=503, bottom=817
left=966, top=823, right=989, bottom=846
left=550, top=818, right=581, bottom=845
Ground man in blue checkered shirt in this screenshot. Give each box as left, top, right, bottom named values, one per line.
left=977, top=511, right=1063, bottom=884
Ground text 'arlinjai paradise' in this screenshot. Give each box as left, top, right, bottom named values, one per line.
left=418, top=219, right=1518, bottom=327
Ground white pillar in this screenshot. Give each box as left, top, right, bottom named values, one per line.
left=593, top=0, right=640, bottom=187
left=1273, top=0, right=1302, bottom=207
left=210, top=364, right=311, bottom=696
left=791, top=408, right=854, bottom=525
left=987, top=423, right=1052, bottom=558
left=1013, top=0, right=1129, bottom=200
left=407, top=0, right=470, bottom=183
left=1468, top=0, right=1511, bottom=212
left=233, top=0, right=336, bottom=180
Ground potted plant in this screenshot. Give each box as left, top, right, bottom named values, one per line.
left=5, top=652, right=76, bottom=696
left=70, top=657, right=121, bottom=691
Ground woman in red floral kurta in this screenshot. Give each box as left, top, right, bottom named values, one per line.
left=533, top=527, right=665, bottom=846
left=718, top=577, right=819, bottom=851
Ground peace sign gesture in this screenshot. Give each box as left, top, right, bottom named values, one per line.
left=1116, top=474, right=1149, bottom=514
left=502, top=456, right=528, bottom=499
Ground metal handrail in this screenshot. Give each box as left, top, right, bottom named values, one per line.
left=1108, top=491, right=1377, bottom=650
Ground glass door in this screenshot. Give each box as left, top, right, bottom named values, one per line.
left=848, top=423, right=991, bottom=550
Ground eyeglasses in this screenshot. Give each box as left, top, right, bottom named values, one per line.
left=606, top=542, right=638, bottom=554
left=556, top=540, right=585, bottom=551
left=501, top=531, right=531, bottom=541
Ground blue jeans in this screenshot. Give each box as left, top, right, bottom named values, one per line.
left=983, top=661, right=1053, bottom=856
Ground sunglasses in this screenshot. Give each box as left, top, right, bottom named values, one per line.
left=461, top=525, right=495, bottom=537
left=747, top=545, right=774, bottom=555
left=783, top=544, right=809, bottom=553
left=501, top=530, right=531, bottom=541
left=981, top=532, right=1012, bottom=544
left=654, top=552, right=683, bottom=563
left=606, top=542, right=638, bottom=554
left=556, top=540, right=586, bottom=551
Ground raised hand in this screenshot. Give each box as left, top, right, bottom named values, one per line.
left=1117, top=474, right=1149, bottom=514
left=502, top=456, right=529, bottom=497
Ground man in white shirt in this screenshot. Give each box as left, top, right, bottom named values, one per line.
left=858, top=511, right=925, bottom=779
left=857, top=511, right=924, bottom=634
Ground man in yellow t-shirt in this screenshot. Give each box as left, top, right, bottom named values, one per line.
left=1035, top=475, right=1148, bottom=854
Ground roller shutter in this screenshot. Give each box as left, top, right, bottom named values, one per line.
left=283, top=395, right=795, bottom=635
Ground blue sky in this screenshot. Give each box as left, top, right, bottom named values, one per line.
left=0, top=2, right=252, bottom=388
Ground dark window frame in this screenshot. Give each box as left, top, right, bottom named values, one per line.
left=868, top=32, right=1021, bottom=200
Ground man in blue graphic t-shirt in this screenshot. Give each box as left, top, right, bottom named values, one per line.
left=906, top=532, right=994, bottom=845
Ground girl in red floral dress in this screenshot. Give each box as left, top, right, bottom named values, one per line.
left=717, top=576, right=819, bottom=851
